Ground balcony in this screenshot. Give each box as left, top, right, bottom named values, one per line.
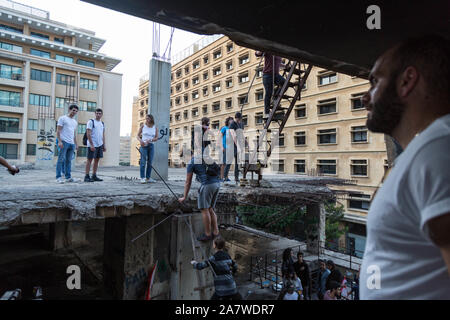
left=0, top=128, right=23, bottom=140
left=0, top=101, right=24, bottom=113
left=0, top=72, right=26, bottom=88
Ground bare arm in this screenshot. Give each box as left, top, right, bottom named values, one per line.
left=73, top=126, right=78, bottom=150
left=178, top=172, right=193, bottom=202
left=137, top=125, right=145, bottom=146
left=103, top=128, right=106, bottom=151
left=56, top=126, right=63, bottom=148
left=428, top=213, right=450, bottom=275
left=87, top=129, right=94, bottom=151
left=0, top=156, right=18, bottom=174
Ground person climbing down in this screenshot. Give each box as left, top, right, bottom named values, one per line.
left=191, top=236, right=242, bottom=300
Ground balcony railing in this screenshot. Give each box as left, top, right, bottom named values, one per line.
left=0, top=101, right=24, bottom=108
left=0, top=72, right=24, bottom=81
left=0, top=128, right=22, bottom=134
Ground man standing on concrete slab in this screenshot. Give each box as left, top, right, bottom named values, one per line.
left=84, top=108, right=106, bottom=182
left=56, top=104, right=79, bottom=183
left=220, top=116, right=233, bottom=182
left=360, top=35, right=450, bottom=299
left=179, top=118, right=221, bottom=242
left=228, top=112, right=244, bottom=185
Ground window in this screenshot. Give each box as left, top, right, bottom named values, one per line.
left=0, top=143, right=18, bottom=159
left=175, top=97, right=181, bottom=105
left=225, top=78, right=233, bottom=88
left=184, top=80, right=189, bottom=89
left=255, top=90, right=263, bottom=101
left=203, top=55, right=209, bottom=64
left=77, top=147, right=88, bottom=157
left=184, top=66, right=189, bottom=75
left=31, top=31, right=49, bottom=40
left=272, top=159, right=285, bottom=172
left=192, top=108, right=199, bottom=117
left=351, top=159, right=368, bottom=176
left=256, top=67, right=263, bottom=78
left=176, top=69, right=182, bottom=78
left=80, top=78, right=98, bottom=90
left=0, top=64, right=22, bottom=80
left=0, top=24, right=23, bottom=34
left=176, top=84, right=181, bottom=92
left=238, top=72, right=249, bottom=83
left=348, top=193, right=371, bottom=211
left=183, top=126, right=188, bottom=135
left=295, top=160, right=306, bottom=174
left=318, top=128, right=337, bottom=144
left=318, top=72, right=337, bottom=85
left=317, top=159, right=337, bottom=175
left=55, top=54, right=73, bottom=63
left=351, top=126, right=368, bottom=143
left=79, top=100, right=97, bottom=112
left=29, top=94, right=50, bottom=107
left=0, top=116, right=19, bottom=133
left=54, top=37, right=64, bottom=44
left=202, top=86, right=208, bottom=96
left=175, top=128, right=180, bottom=136
left=295, top=131, right=306, bottom=146
left=31, top=69, right=51, bottom=82
left=78, top=124, right=87, bottom=134
left=192, top=76, right=199, bottom=85
left=30, top=48, right=50, bottom=59
left=184, top=94, right=188, bottom=103
left=255, top=112, right=263, bottom=125
left=175, top=112, right=181, bottom=121
left=226, top=43, right=233, bottom=53
left=226, top=60, right=233, bottom=70
left=278, top=133, right=285, bottom=147
left=169, top=115, right=172, bottom=123
left=242, top=115, right=248, bottom=127
left=76, top=59, right=95, bottom=68
left=238, top=94, right=248, bottom=105
left=27, top=144, right=36, bottom=156
left=202, top=105, right=208, bottom=114
left=212, top=101, right=220, bottom=112
left=318, top=98, right=337, bottom=115
left=56, top=73, right=75, bottom=85
left=213, top=49, right=222, bottom=59
left=212, top=120, right=220, bottom=130
left=351, top=93, right=365, bottom=110
left=239, top=54, right=249, bottom=65
left=183, top=110, right=188, bottom=119
left=295, top=104, right=306, bottom=118
left=225, top=98, right=232, bottom=109
left=28, top=119, right=38, bottom=131
left=0, top=90, right=21, bottom=107
left=0, top=41, right=22, bottom=53
left=192, top=90, right=199, bottom=100
left=213, top=67, right=221, bottom=76
left=212, top=82, right=221, bottom=93
left=193, top=60, right=200, bottom=70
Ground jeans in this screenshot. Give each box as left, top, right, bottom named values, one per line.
left=140, top=144, right=154, bottom=179
left=222, top=149, right=232, bottom=179
left=56, top=141, right=75, bottom=179
left=262, top=73, right=286, bottom=114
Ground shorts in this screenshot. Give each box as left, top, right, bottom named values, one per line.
left=197, top=182, right=220, bottom=210
left=87, top=145, right=104, bottom=159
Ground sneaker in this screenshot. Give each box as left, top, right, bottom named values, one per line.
left=225, top=178, right=231, bottom=182
left=84, top=175, right=93, bottom=182
left=56, top=177, right=65, bottom=184
left=197, top=233, right=213, bottom=242
left=147, top=178, right=156, bottom=183
left=92, top=175, right=103, bottom=182
left=140, top=178, right=147, bottom=184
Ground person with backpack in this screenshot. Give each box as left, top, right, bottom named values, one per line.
left=191, top=236, right=241, bottom=300
left=179, top=117, right=221, bottom=242
left=84, top=108, right=106, bottom=182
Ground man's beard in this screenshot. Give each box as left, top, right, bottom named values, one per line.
left=366, top=78, right=405, bottom=135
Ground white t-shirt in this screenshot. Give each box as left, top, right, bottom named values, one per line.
left=142, top=124, right=156, bottom=145
left=360, top=114, right=450, bottom=300
left=283, top=291, right=299, bottom=300
left=86, top=119, right=105, bottom=148
left=57, top=115, right=77, bottom=144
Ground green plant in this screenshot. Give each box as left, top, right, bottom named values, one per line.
left=324, top=201, right=348, bottom=247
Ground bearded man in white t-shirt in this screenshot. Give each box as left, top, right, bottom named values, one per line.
left=56, top=104, right=78, bottom=183
left=360, top=35, right=450, bottom=299
left=84, top=108, right=106, bottom=182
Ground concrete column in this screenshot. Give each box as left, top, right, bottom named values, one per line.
left=305, top=202, right=326, bottom=254
left=97, top=73, right=103, bottom=110
left=20, top=60, right=30, bottom=164
left=148, top=58, right=171, bottom=180
left=49, top=221, right=87, bottom=250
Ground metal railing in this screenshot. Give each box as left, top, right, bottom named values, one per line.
left=0, top=101, right=23, bottom=108
left=0, top=72, right=24, bottom=81
left=0, top=0, right=49, bottom=19
left=0, top=128, right=22, bottom=134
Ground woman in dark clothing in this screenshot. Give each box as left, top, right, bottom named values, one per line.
left=326, top=260, right=343, bottom=290
left=293, top=251, right=311, bottom=300
left=281, top=248, right=295, bottom=283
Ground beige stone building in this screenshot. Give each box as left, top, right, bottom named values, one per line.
left=119, top=135, right=131, bottom=165
left=0, top=1, right=122, bottom=166
left=131, top=35, right=387, bottom=254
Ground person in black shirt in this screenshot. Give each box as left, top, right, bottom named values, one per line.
left=326, top=260, right=343, bottom=290
left=293, top=251, right=311, bottom=300
left=228, top=112, right=244, bottom=184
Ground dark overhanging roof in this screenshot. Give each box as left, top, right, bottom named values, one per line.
left=83, top=0, right=449, bottom=78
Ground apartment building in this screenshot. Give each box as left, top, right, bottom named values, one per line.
left=131, top=35, right=387, bottom=255
left=0, top=1, right=122, bottom=166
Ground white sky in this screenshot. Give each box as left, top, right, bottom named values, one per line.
left=19, top=0, right=206, bottom=136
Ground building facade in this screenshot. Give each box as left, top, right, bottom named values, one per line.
left=0, top=1, right=122, bottom=166
left=131, top=36, right=387, bottom=254
left=119, top=135, right=130, bottom=165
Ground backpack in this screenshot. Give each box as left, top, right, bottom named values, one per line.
left=202, top=151, right=220, bottom=177
left=82, top=119, right=104, bottom=146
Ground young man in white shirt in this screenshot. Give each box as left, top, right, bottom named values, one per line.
left=360, top=35, right=450, bottom=299
left=84, top=108, right=106, bottom=182
left=56, top=104, right=78, bottom=183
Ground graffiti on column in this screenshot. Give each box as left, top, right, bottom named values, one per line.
left=37, top=128, right=55, bottom=161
